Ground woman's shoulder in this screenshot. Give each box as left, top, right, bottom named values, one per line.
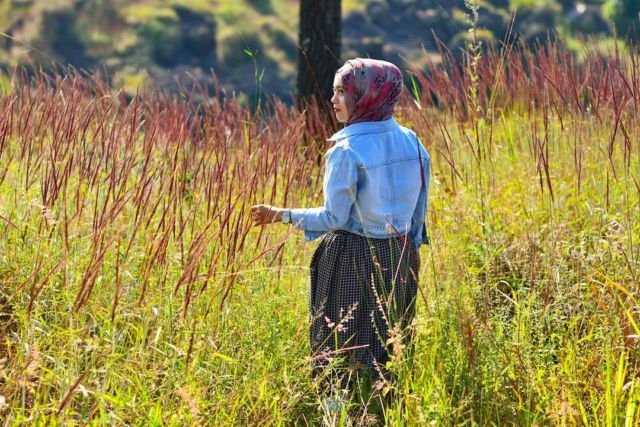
left=325, top=140, right=355, bottom=158
left=395, top=123, right=418, bottom=139
left=395, top=124, right=429, bottom=154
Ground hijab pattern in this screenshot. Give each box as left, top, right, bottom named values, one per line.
left=336, top=58, right=403, bottom=125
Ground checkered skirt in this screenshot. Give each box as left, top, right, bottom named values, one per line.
left=309, top=230, right=419, bottom=379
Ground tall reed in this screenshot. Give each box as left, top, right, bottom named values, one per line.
left=0, top=37, right=638, bottom=424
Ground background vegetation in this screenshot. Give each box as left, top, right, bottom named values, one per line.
left=1, top=0, right=639, bottom=102
left=0, top=32, right=639, bottom=424
left=1, top=0, right=640, bottom=425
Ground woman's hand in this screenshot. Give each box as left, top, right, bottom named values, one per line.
left=250, top=205, right=284, bottom=226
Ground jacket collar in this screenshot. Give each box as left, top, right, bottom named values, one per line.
left=328, top=117, right=398, bottom=142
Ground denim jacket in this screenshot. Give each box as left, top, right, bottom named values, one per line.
left=290, top=117, right=430, bottom=250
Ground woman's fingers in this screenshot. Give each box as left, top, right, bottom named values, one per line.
left=250, top=205, right=262, bottom=221
left=250, top=205, right=277, bottom=226
left=250, top=205, right=263, bottom=225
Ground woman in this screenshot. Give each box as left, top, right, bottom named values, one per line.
left=251, top=58, right=430, bottom=393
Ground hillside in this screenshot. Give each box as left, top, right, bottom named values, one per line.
left=0, top=0, right=630, bottom=102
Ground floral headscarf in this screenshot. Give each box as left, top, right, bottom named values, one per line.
left=336, top=58, right=403, bottom=125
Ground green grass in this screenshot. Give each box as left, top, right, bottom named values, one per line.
left=0, top=51, right=639, bottom=425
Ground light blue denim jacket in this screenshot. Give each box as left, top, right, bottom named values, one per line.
left=290, top=117, right=430, bottom=250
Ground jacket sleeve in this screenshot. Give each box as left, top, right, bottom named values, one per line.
left=410, top=144, right=430, bottom=250
left=290, top=146, right=358, bottom=240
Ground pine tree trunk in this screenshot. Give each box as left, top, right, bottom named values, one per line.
left=296, top=0, right=341, bottom=108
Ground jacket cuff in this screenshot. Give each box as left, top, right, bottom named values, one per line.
left=290, top=209, right=307, bottom=229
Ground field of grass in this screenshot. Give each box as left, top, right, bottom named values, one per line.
left=0, top=39, right=639, bottom=425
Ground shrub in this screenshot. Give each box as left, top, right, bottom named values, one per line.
left=603, top=0, right=640, bottom=42
left=173, top=5, right=217, bottom=62
left=246, top=0, right=274, bottom=14
left=23, top=2, right=91, bottom=69
left=138, top=15, right=182, bottom=67
left=569, top=6, right=611, bottom=35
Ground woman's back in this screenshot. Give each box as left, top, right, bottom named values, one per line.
left=327, top=117, right=429, bottom=240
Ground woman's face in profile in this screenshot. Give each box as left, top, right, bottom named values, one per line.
left=331, top=74, right=349, bottom=123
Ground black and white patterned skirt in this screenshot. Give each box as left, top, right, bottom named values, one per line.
left=309, top=230, right=419, bottom=382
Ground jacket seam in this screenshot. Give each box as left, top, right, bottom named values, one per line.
left=363, top=155, right=421, bottom=170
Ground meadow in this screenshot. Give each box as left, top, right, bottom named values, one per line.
left=0, top=39, right=639, bottom=425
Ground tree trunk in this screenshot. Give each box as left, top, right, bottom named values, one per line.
left=297, top=0, right=341, bottom=108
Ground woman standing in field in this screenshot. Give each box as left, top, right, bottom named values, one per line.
left=251, top=58, right=430, bottom=401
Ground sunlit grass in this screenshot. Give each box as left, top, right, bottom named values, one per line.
left=0, top=39, right=639, bottom=425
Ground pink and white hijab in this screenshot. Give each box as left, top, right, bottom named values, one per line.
left=335, top=58, right=403, bottom=126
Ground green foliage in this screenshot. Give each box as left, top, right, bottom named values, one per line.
left=246, top=0, right=274, bottom=14
left=0, top=71, right=11, bottom=96
left=603, top=0, right=640, bottom=40
left=509, top=0, right=559, bottom=9
left=121, top=5, right=178, bottom=24
left=173, top=5, right=217, bottom=58
left=0, top=0, right=628, bottom=101
left=0, top=0, right=11, bottom=30
left=138, top=15, right=182, bottom=66
left=219, top=30, right=263, bottom=67
left=35, top=4, right=89, bottom=67
left=217, top=1, right=247, bottom=25
left=169, top=0, right=213, bottom=14
left=450, top=28, right=497, bottom=57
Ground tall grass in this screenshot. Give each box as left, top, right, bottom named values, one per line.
left=0, top=38, right=639, bottom=425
